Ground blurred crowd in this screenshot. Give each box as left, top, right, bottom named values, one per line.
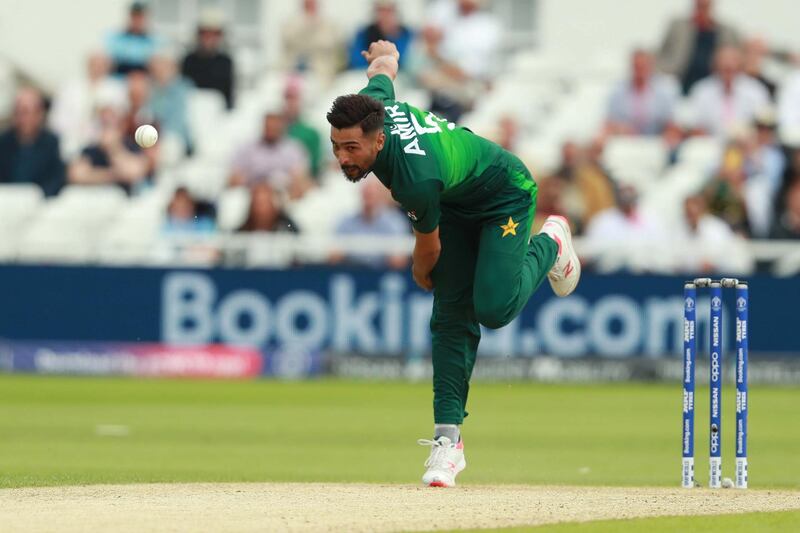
left=488, top=0, right=800, bottom=272
left=2, top=0, right=800, bottom=273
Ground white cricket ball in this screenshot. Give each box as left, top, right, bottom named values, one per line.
left=134, top=124, right=158, bottom=148
left=721, top=477, right=734, bottom=489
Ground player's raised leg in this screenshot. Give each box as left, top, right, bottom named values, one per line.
left=539, top=215, right=581, bottom=297
left=473, top=215, right=558, bottom=329
left=472, top=158, right=579, bottom=330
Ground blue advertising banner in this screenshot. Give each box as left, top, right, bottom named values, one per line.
left=0, top=265, right=797, bottom=358
left=0, top=341, right=263, bottom=378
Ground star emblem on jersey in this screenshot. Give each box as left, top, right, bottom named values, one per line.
left=500, top=217, right=519, bottom=238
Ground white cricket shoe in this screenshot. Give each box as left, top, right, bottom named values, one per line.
left=539, top=215, right=581, bottom=297
left=417, top=436, right=466, bottom=488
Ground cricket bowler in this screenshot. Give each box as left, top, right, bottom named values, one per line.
left=327, top=40, right=581, bottom=487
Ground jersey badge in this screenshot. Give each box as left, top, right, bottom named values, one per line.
left=500, top=217, right=519, bottom=238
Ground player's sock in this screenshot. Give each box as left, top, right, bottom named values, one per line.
left=434, top=424, right=460, bottom=443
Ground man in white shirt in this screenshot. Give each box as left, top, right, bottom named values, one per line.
left=687, top=46, right=769, bottom=137
left=606, top=49, right=679, bottom=136
left=228, top=112, right=311, bottom=198
left=49, top=52, right=126, bottom=159
left=583, top=184, right=668, bottom=271
left=676, top=194, right=751, bottom=272
left=584, top=185, right=665, bottom=245
left=282, top=0, right=345, bottom=84
left=427, top=0, right=501, bottom=81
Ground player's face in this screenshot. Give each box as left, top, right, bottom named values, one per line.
left=330, top=126, right=385, bottom=182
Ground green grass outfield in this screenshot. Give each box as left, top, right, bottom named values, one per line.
left=1, top=375, right=798, bottom=531
left=454, top=510, right=800, bottom=532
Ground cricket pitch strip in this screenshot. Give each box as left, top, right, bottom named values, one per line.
left=2, top=483, right=799, bottom=532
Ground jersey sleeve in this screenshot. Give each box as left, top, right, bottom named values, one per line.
left=358, top=74, right=395, bottom=103
left=396, top=179, right=441, bottom=234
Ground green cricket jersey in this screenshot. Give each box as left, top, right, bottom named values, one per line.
left=360, top=74, right=536, bottom=233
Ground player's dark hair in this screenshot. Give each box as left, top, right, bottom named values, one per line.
left=327, top=94, right=384, bottom=134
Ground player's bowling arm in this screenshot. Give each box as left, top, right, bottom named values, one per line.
left=363, top=40, right=399, bottom=81
left=412, top=227, right=440, bottom=291
left=366, top=56, right=399, bottom=81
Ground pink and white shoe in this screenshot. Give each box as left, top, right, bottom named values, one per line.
left=539, top=215, right=581, bottom=297
left=417, top=436, right=466, bottom=488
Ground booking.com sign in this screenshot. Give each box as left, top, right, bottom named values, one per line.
left=161, top=272, right=712, bottom=358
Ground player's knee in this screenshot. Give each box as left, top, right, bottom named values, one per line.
left=477, top=314, right=513, bottom=330
left=474, top=299, right=514, bottom=330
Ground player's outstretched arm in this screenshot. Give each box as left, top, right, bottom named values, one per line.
left=362, top=40, right=399, bottom=81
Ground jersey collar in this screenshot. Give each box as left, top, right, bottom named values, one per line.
left=369, top=131, right=393, bottom=188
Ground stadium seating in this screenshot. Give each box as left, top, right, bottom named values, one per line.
left=0, top=184, right=44, bottom=260
left=96, top=190, right=166, bottom=265
left=2, top=17, right=796, bottom=277
left=216, top=187, right=251, bottom=231
left=286, top=171, right=362, bottom=235
left=188, top=88, right=228, bottom=157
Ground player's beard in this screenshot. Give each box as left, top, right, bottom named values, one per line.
left=341, top=165, right=369, bottom=183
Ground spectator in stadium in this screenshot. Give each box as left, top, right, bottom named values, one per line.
left=106, top=1, right=162, bottom=76
left=405, top=23, right=482, bottom=122
left=686, top=46, right=770, bottom=137
left=228, top=111, right=312, bottom=199
left=428, top=0, right=500, bottom=81
left=282, top=0, right=344, bottom=84
left=160, top=186, right=219, bottom=265
left=122, top=70, right=153, bottom=139
left=784, top=149, right=800, bottom=194
left=329, top=177, right=410, bottom=269
left=283, top=78, right=322, bottom=179
left=777, top=66, right=800, bottom=136
left=742, top=37, right=777, bottom=99
left=49, top=52, right=127, bottom=159
left=148, top=54, right=193, bottom=155
left=606, top=49, right=679, bottom=136
left=769, top=148, right=800, bottom=234
left=163, top=186, right=215, bottom=234
left=410, top=0, right=499, bottom=121
left=703, top=140, right=751, bottom=235
left=657, top=0, right=741, bottom=94
left=677, top=193, right=748, bottom=272
left=553, top=139, right=616, bottom=233
left=348, top=1, right=413, bottom=70
left=181, top=11, right=235, bottom=109
left=745, top=110, right=786, bottom=237
left=770, top=180, right=800, bottom=239
left=236, top=183, right=298, bottom=233
left=0, top=87, right=65, bottom=197
left=584, top=184, right=666, bottom=252
left=122, top=71, right=160, bottom=177
left=67, top=103, right=149, bottom=195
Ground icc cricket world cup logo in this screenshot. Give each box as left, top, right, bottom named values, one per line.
left=685, top=297, right=695, bottom=311
left=711, top=296, right=722, bottom=311
left=737, top=297, right=747, bottom=312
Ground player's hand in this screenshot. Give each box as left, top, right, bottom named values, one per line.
left=413, top=265, right=434, bottom=291
left=361, top=40, right=400, bottom=64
